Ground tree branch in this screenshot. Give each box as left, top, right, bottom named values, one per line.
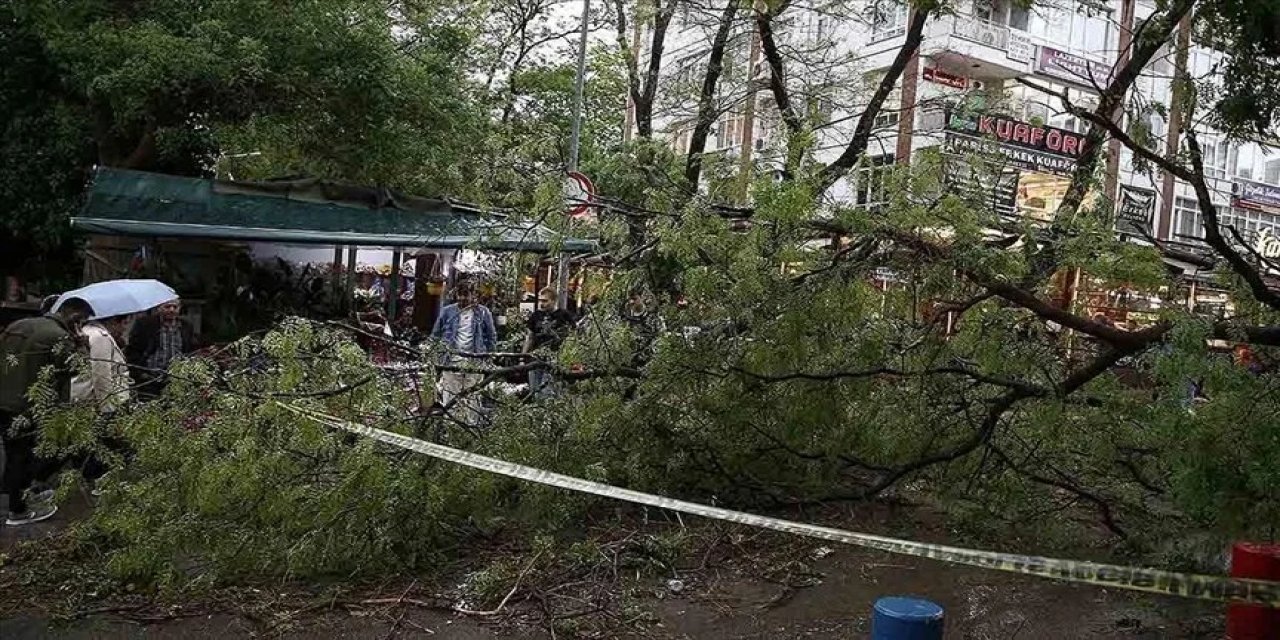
left=754, top=1, right=803, bottom=163
left=730, top=364, right=1049, bottom=397
left=683, top=0, right=740, bottom=189
left=613, top=0, right=643, bottom=130
left=1184, top=130, right=1280, bottom=311
left=815, top=5, right=931, bottom=192
left=635, top=0, right=681, bottom=138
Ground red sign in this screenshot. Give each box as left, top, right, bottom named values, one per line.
left=922, top=66, right=969, bottom=89
left=945, top=111, right=1085, bottom=158
left=563, top=171, right=596, bottom=218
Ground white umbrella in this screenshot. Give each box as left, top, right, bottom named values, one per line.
left=52, top=279, right=178, bottom=320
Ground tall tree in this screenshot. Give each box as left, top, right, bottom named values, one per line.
left=0, top=0, right=482, bottom=272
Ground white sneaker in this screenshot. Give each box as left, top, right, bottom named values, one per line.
left=5, top=504, right=57, bottom=526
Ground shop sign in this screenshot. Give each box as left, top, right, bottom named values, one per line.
left=1035, top=46, right=1112, bottom=89
left=943, top=133, right=1075, bottom=175
left=1116, top=186, right=1156, bottom=236
left=945, top=111, right=1085, bottom=158
left=922, top=66, right=969, bottom=89
left=946, top=161, right=1019, bottom=218
left=1007, top=31, right=1033, bottom=63
left=1255, top=228, right=1280, bottom=260
left=1233, top=179, right=1280, bottom=213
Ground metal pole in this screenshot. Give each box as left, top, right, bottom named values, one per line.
left=559, top=0, right=591, bottom=310
left=567, top=0, right=591, bottom=174
left=388, top=250, right=402, bottom=322
left=344, top=246, right=358, bottom=314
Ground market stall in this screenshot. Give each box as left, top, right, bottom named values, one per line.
left=70, top=168, right=594, bottom=341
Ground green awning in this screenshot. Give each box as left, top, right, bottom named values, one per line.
left=72, top=168, right=595, bottom=253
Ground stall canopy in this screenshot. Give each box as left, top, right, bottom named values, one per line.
left=72, top=168, right=594, bottom=253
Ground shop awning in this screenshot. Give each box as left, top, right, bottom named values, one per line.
left=72, top=168, right=595, bottom=253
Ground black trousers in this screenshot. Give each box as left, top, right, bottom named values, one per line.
left=1, top=412, right=49, bottom=515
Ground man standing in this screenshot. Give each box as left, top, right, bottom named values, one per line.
left=0, top=297, right=95, bottom=525
left=523, top=287, right=574, bottom=397
left=430, top=282, right=497, bottom=424
left=126, top=299, right=195, bottom=399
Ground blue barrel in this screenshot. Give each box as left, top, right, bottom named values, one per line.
left=871, top=596, right=945, bottom=640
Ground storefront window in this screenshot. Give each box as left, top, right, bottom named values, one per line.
left=1017, top=173, right=1071, bottom=222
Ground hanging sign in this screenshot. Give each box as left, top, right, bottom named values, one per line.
left=923, top=65, right=970, bottom=89
left=1007, top=31, right=1034, bottom=63
left=1116, top=186, right=1156, bottom=236
left=1035, top=46, right=1112, bottom=90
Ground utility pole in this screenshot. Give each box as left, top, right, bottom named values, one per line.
left=559, top=0, right=592, bottom=309
left=736, top=21, right=763, bottom=203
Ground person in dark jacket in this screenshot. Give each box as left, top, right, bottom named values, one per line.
left=125, top=299, right=195, bottom=399
left=523, top=287, right=574, bottom=398
left=0, top=297, right=94, bottom=526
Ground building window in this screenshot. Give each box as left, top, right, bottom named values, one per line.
left=1027, top=5, right=1113, bottom=53
left=855, top=154, right=895, bottom=209
left=874, top=87, right=903, bottom=129
left=1195, top=137, right=1231, bottom=180
left=1069, top=10, right=1114, bottom=53
left=1028, top=5, right=1070, bottom=43
left=869, top=0, right=907, bottom=42
left=1219, top=206, right=1280, bottom=247
left=972, top=0, right=996, bottom=22
left=1175, top=197, right=1204, bottom=241
left=1009, top=4, right=1029, bottom=30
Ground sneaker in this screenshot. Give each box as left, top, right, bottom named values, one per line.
left=5, top=504, right=57, bottom=526
left=27, top=488, right=55, bottom=504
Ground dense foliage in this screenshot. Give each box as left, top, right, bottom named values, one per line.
left=8, top=0, right=1280, bottom=598
left=0, top=0, right=483, bottom=275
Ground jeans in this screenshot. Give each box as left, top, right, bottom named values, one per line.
left=528, top=368, right=555, bottom=399
left=439, top=371, right=485, bottom=426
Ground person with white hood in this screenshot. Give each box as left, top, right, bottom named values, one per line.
left=71, top=313, right=134, bottom=413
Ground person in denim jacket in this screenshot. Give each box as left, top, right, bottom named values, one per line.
left=431, top=283, right=497, bottom=424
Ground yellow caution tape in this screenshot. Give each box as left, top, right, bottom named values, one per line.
left=279, top=403, right=1280, bottom=608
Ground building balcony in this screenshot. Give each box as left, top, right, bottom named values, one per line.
left=948, top=14, right=1009, bottom=50
left=923, top=15, right=1033, bottom=80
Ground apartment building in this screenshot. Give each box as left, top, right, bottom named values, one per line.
left=638, top=0, right=1280, bottom=277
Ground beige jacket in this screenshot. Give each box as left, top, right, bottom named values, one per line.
left=71, top=322, right=132, bottom=412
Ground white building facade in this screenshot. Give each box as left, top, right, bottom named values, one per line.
left=634, top=0, right=1280, bottom=263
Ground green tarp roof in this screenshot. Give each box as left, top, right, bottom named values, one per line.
left=72, top=168, right=594, bottom=253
